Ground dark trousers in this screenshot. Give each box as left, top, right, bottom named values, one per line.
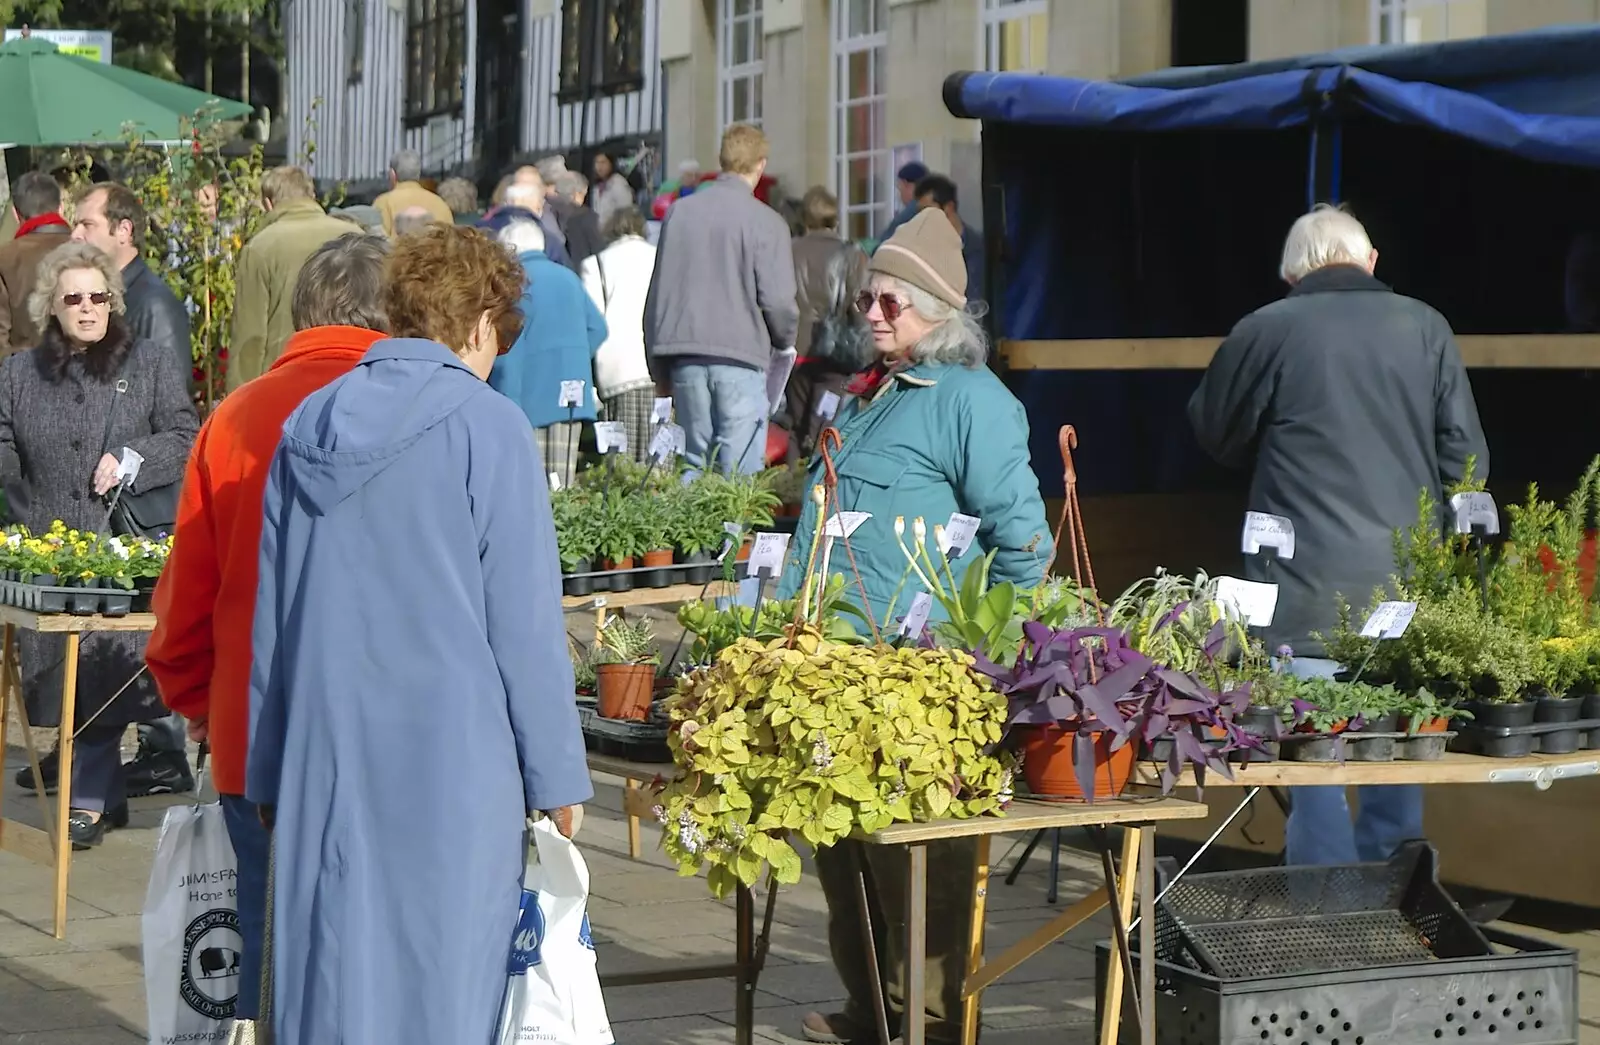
left=813, top=838, right=982, bottom=1044
left=72, top=722, right=126, bottom=814
left=137, top=711, right=186, bottom=754
left=220, top=794, right=269, bottom=1020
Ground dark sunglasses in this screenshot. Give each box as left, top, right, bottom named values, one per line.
left=61, top=291, right=111, bottom=308
left=854, top=290, right=907, bottom=322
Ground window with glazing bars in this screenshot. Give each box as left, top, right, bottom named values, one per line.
left=405, top=0, right=466, bottom=123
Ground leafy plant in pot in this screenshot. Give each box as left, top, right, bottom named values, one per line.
left=975, top=622, right=1251, bottom=801
left=593, top=615, right=660, bottom=720
left=551, top=488, right=598, bottom=595
left=637, top=498, right=676, bottom=588
left=596, top=498, right=645, bottom=590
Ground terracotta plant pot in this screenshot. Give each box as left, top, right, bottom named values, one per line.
left=600, top=556, right=634, bottom=571
left=735, top=538, right=753, bottom=562
left=1400, top=715, right=1451, bottom=734
left=642, top=548, right=674, bottom=568
left=1294, top=718, right=1348, bottom=735
left=596, top=663, right=654, bottom=721
left=1017, top=727, right=1134, bottom=803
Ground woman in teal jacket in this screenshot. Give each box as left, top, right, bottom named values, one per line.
left=777, top=209, right=1051, bottom=1045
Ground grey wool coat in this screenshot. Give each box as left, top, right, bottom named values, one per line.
left=0, top=322, right=198, bottom=727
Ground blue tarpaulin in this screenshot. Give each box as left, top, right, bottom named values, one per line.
left=944, top=25, right=1600, bottom=498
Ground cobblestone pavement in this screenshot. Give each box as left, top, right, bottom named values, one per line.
left=3, top=739, right=1599, bottom=1045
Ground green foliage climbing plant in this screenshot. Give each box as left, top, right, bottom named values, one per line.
left=656, top=631, right=1015, bottom=898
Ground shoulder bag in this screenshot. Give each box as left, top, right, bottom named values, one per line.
left=99, top=364, right=181, bottom=538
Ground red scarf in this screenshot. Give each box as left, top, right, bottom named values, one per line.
left=846, top=357, right=910, bottom=399
left=14, top=213, right=68, bottom=240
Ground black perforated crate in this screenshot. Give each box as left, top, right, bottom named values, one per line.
left=1095, top=927, right=1577, bottom=1045
left=1093, top=843, right=1579, bottom=1045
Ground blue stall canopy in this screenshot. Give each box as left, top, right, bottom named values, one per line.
left=945, top=24, right=1600, bottom=168
left=942, top=25, right=1600, bottom=500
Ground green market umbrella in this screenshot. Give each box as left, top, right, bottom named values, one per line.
left=0, top=36, right=252, bottom=146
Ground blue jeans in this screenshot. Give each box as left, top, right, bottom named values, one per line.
left=219, top=794, right=269, bottom=1020
left=671, top=361, right=768, bottom=475
left=1280, top=657, right=1425, bottom=866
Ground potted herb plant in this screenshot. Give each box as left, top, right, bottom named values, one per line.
left=1532, top=638, right=1588, bottom=722
left=637, top=498, right=676, bottom=588
left=593, top=615, right=660, bottom=720
left=552, top=488, right=598, bottom=595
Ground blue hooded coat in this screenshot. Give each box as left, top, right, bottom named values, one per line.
left=245, top=337, right=593, bottom=1045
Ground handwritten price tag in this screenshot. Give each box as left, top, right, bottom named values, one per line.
left=939, top=513, right=981, bottom=557
left=1360, top=601, right=1418, bottom=640
left=1450, top=492, right=1500, bottom=536
left=1242, top=511, right=1295, bottom=559
left=898, top=591, right=933, bottom=639
left=816, top=390, right=841, bottom=419
left=652, top=396, right=673, bottom=423
left=1214, top=577, right=1279, bottom=628
left=594, top=421, right=627, bottom=454
left=746, top=532, right=791, bottom=577
left=558, top=379, right=585, bottom=408
left=823, top=511, right=872, bottom=538
left=648, top=426, right=676, bottom=462
left=548, top=471, right=562, bottom=491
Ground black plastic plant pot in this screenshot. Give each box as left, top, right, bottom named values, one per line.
left=1361, top=713, right=1401, bottom=733
left=1144, top=737, right=1174, bottom=763
left=564, top=558, right=592, bottom=578
left=1587, top=727, right=1600, bottom=750
left=1345, top=736, right=1398, bottom=762
left=131, top=589, right=153, bottom=613
left=69, top=590, right=100, bottom=615
left=608, top=571, right=635, bottom=593
left=1237, top=707, right=1283, bottom=734
left=1474, top=731, right=1537, bottom=757
left=1534, top=695, right=1586, bottom=723
left=100, top=592, right=132, bottom=617
left=1465, top=699, right=1537, bottom=728
left=1538, top=728, right=1582, bottom=754
left=645, top=568, right=673, bottom=589
left=563, top=574, right=595, bottom=597
left=37, top=589, right=69, bottom=614
left=1397, top=733, right=1450, bottom=761
left=683, top=563, right=715, bottom=585
left=1583, top=693, right=1600, bottom=720
left=1281, top=736, right=1341, bottom=762
left=29, top=573, right=57, bottom=586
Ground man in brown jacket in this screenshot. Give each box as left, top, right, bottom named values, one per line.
left=227, top=166, right=356, bottom=391
left=0, top=171, right=71, bottom=353
left=372, top=149, right=453, bottom=235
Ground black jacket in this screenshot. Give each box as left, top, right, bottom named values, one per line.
left=121, top=257, right=191, bottom=378
left=548, top=195, right=604, bottom=269
left=1188, top=266, right=1488, bottom=657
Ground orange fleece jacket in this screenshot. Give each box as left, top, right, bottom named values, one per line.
left=146, top=326, right=385, bottom=795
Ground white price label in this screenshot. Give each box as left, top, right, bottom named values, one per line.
left=1360, top=601, right=1418, bottom=640
left=1450, top=492, right=1500, bottom=536
left=652, top=396, right=673, bottom=423
left=648, top=426, right=676, bottom=462
left=746, top=532, right=791, bottom=577
left=723, top=521, right=744, bottom=538
left=823, top=511, right=872, bottom=538
left=548, top=471, right=562, bottom=491
left=898, top=591, right=934, bottom=639
left=594, top=421, right=628, bottom=454
left=939, top=513, right=981, bottom=557
left=590, top=596, right=608, bottom=609
left=1241, top=511, right=1295, bottom=559
left=1214, top=577, right=1279, bottom=628
left=558, top=379, right=585, bottom=408
left=816, top=390, right=841, bottom=420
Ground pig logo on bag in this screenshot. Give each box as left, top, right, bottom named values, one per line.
left=180, top=908, right=242, bottom=1020
left=508, top=891, right=547, bottom=973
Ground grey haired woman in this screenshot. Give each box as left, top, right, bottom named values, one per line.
left=3, top=241, right=198, bottom=848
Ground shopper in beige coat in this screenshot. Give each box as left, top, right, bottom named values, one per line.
left=372, top=149, right=453, bottom=235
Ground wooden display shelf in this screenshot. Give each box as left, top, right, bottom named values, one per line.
left=1131, top=749, right=1600, bottom=789
left=999, top=333, right=1600, bottom=371
left=0, top=605, right=156, bottom=633
left=561, top=581, right=733, bottom=613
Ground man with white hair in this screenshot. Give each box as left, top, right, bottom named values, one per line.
left=1188, top=203, right=1488, bottom=867
left=373, top=148, right=452, bottom=235
left=392, top=205, right=436, bottom=237
left=489, top=218, right=607, bottom=486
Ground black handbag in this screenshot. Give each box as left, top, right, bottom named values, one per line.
left=98, top=368, right=180, bottom=538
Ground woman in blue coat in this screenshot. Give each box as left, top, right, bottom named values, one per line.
left=776, top=210, right=1051, bottom=1045
left=247, top=225, right=593, bottom=1045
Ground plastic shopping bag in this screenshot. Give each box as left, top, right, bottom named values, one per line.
left=142, top=802, right=241, bottom=1044
left=496, top=819, right=614, bottom=1045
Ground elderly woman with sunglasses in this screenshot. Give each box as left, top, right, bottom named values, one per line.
left=0, top=242, right=198, bottom=847
left=775, top=209, right=1052, bottom=1045
left=246, top=225, right=591, bottom=1045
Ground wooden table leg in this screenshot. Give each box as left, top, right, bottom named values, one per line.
left=1138, top=828, right=1156, bottom=1045
left=1097, top=828, right=1141, bottom=1045
left=735, top=884, right=755, bottom=1045
left=960, top=837, right=991, bottom=1045
left=852, top=846, right=893, bottom=1045
left=53, top=632, right=80, bottom=939
left=905, top=844, right=928, bottom=1045
left=624, top=779, right=642, bottom=859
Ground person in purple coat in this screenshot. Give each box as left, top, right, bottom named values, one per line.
left=245, top=224, right=593, bottom=1044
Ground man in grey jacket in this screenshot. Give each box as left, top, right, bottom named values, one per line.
left=1189, top=204, right=1487, bottom=866
left=644, top=123, right=798, bottom=475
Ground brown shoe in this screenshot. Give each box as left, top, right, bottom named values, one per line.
left=802, top=1012, right=884, bottom=1044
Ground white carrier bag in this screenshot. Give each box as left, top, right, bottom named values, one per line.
left=142, top=792, right=242, bottom=1044
left=496, top=818, right=614, bottom=1045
